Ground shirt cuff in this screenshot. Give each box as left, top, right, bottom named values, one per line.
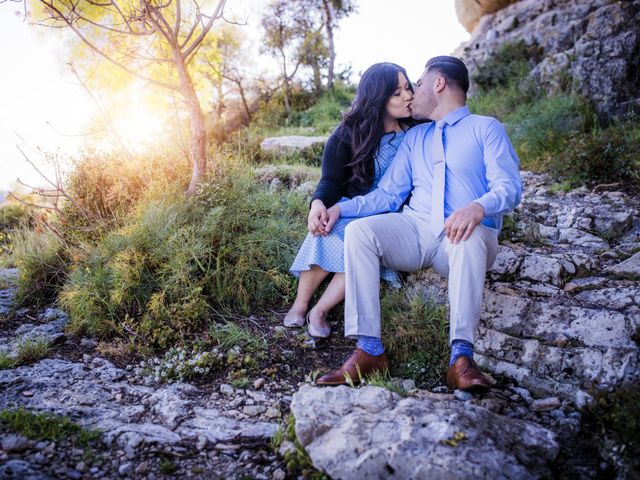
left=473, top=196, right=494, bottom=217
left=338, top=199, right=356, bottom=218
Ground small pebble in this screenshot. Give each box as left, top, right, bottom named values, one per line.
left=220, top=384, right=234, bottom=396
left=531, top=396, right=561, bottom=412
left=253, top=377, right=266, bottom=390
left=21, top=390, right=34, bottom=397
left=454, top=390, right=474, bottom=402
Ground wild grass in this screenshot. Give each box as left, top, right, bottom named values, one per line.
left=11, top=229, right=68, bottom=309
left=0, top=406, right=101, bottom=447
left=208, top=321, right=267, bottom=352
left=381, top=290, right=449, bottom=385
left=0, top=350, right=15, bottom=370
left=15, top=338, right=52, bottom=365
left=272, top=414, right=328, bottom=480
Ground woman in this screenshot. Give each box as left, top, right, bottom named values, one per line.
left=285, top=62, right=416, bottom=338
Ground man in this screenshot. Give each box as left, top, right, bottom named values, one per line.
left=316, top=56, right=522, bottom=392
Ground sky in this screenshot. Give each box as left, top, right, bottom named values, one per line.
left=0, top=1, right=469, bottom=191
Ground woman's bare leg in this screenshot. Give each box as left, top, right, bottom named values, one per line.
left=284, top=266, right=330, bottom=326
left=308, top=273, right=345, bottom=330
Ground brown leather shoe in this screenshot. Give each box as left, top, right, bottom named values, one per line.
left=446, top=356, right=491, bottom=393
left=316, top=348, right=389, bottom=386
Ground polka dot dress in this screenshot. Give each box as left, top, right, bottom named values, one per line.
left=290, top=131, right=406, bottom=287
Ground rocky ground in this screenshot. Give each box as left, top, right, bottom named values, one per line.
left=0, top=171, right=638, bottom=479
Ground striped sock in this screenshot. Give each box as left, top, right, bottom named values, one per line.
left=356, top=336, right=385, bottom=356
left=449, top=339, right=474, bottom=366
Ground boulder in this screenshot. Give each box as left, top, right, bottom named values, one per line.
left=291, top=385, right=559, bottom=479
left=260, top=136, right=328, bottom=155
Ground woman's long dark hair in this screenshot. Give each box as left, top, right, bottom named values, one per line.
left=342, top=62, right=416, bottom=184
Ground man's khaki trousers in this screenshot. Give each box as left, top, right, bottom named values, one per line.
left=343, top=210, right=498, bottom=345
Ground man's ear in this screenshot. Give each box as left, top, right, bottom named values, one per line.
left=434, top=75, right=446, bottom=93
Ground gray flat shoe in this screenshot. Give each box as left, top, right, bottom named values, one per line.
left=307, top=312, right=330, bottom=339
left=283, top=309, right=306, bottom=328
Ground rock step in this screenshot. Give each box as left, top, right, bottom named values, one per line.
left=291, top=385, right=559, bottom=480
left=0, top=358, right=277, bottom=452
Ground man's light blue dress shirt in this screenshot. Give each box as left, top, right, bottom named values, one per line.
left=337, top=106, right=522, bottom=233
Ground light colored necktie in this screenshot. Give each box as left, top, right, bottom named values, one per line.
left=430, top=120, right=447, bottom=238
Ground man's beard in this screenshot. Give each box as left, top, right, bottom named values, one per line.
left=412, top=92, right=438, bottom=121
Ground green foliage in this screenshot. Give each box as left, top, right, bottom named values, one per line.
left=297, top=84, right=354, bottom=134
left=159, top=457, right=178, bottom=475
left=587, top=384, right=640, bottom=477
left=208, top=321, right=267, bottom=352
left=63, top=151, right=191, bottom=240
left=549, top=117, right=640, bottom=188
left=0, top=351, right=16, bottom=370
left=473, top=40, right=543, bottom=93
left=60, top=159, right=307, bottom=349
left=0, top=406, right=101, bottom=447
left=361, top=370, right=407, bottom=396
left=12, top=229, right=69, bottom=309
left=15, top=338, right=51, bottom=365
left=381, top=289, right=449, bottom=385
left=0, top=204, right=29, bottom=230
left=142, top=347, right=220, bottom=383
left=468, top=40, right=639, bottom=187
left=272, top=414, right=328, bottom=480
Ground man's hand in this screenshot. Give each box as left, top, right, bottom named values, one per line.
left=308, top=199, right=328, bottom=236
left=444, top=202, right=485, bottom=244
left=323, top=204, right=341, bottom=234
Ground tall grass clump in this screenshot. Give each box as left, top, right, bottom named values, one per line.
left=12, top=229, right=69, bottom=308
left=61, top=162, right=308, bottom=349
left=381, top=289, right=449, bottom=385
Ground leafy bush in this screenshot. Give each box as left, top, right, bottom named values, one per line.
left=61, top=163, right=308, bottom=349
left=62, top=151, right=191, bottom=241
left=549, top=117, right=640, bottom=188
left=587, top=384, right=640, bottom=477
left=12, top=229, right=69, bottom=308
left=473, top=40, right=543, bottom=93
left=0, top=204, right=29, bottom=230
left=298, top=84, right=354, bottom=134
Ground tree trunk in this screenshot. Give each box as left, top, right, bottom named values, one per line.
left=174, top=53, right=208, bottom=195
left=236, top=79, right=252, bottom=122
left=216, top=76, right=224, bottom=120
left=322, top=0, right=336, bottom=90
left=312, top=62, right=322, bottom=94
left=281, top=52, right=292, bottom=116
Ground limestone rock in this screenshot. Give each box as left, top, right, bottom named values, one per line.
left=454, top=0, right=640, bottom=116
left=291, top=385, right=559, bottom=479
left=260, top=136, right=327, bottom=155
left=607, top=252, right=640, bottom=277
left=0, top=359, right=277, bottom=452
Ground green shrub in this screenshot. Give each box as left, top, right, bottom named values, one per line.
left=473, top=40, right=543, bottom=93
left=381, top=289, right=449, bottom=385
left=549, top=117, right=640, bottom=188
left=0, top=204, right=29, bottom=230
left=12, top=229, right=69, bottom=308
left=587, top=384, right=640, bottom=477
left=61, top=164, right=308, bottom=349
left=298, top=84, right=354, bottom=134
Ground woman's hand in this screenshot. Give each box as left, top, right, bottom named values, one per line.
left=308, top=199, right=329, bottom=236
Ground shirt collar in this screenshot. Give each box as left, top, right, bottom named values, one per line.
left=442, top=105, right=470, bottom=126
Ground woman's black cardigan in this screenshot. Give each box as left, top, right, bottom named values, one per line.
left=310, top=125, right=371, bottom=208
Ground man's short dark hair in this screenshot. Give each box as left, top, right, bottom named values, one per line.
left=425, top=56, right=469, bottom=95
